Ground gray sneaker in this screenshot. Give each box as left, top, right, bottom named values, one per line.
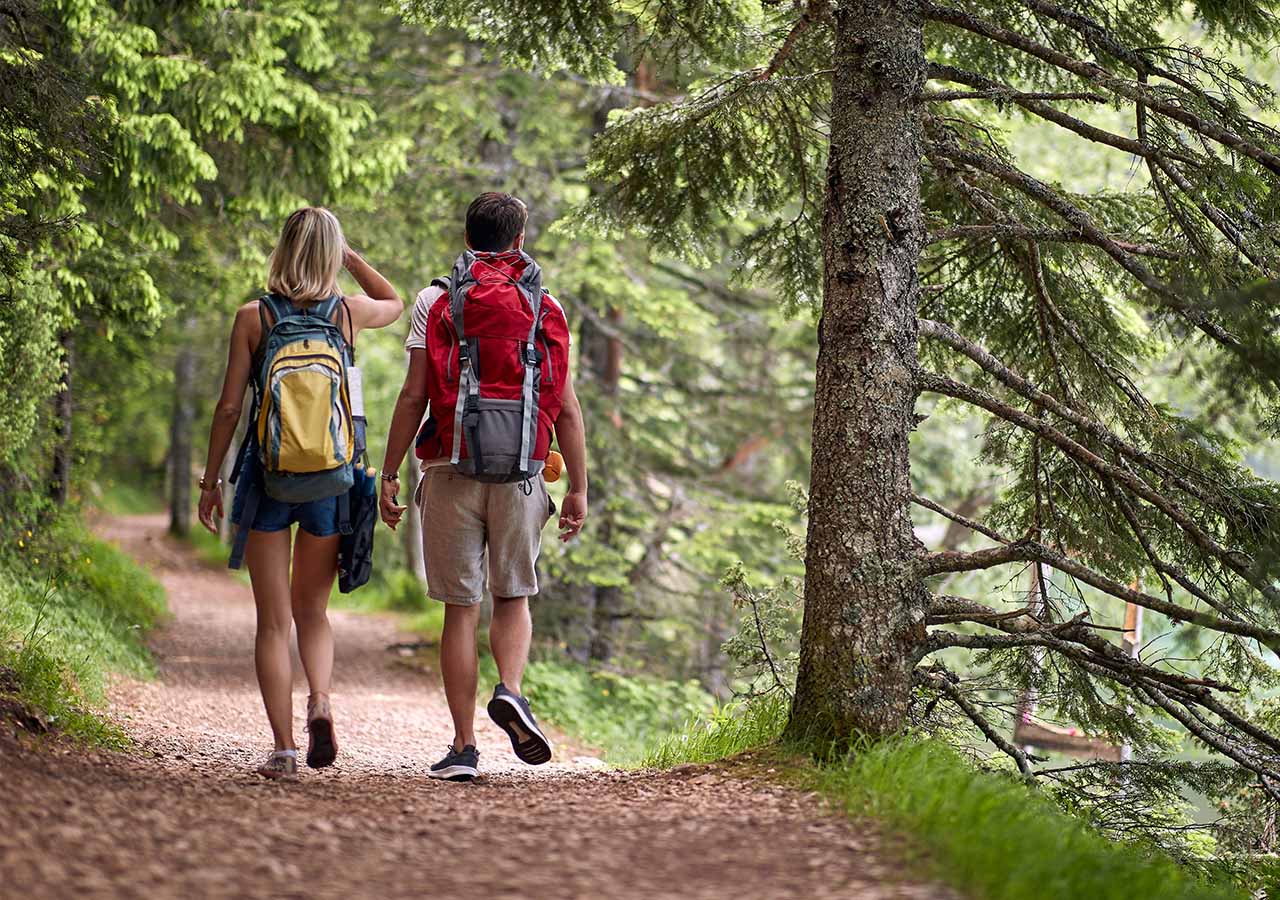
left=256, top=750, right=299, bottom=781
left=487, top=683, right=552, bottom=765
left=428, top=744, right=480, bottom=782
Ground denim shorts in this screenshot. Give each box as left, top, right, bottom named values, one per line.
left=231, top=467, right=341, bottom=537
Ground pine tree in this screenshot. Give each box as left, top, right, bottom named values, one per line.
left=399, top=0, right=1280, bottom=854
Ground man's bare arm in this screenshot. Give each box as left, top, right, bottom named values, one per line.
left=379, top=348, right=430, bottom=530
left=554, top=372, right=588, bottom=540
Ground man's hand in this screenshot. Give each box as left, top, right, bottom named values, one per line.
left=380, top=477, right=407, bottom=530
left=198, top=487, right=223, bottom=535
left=558, top=490, right=587, bottom=541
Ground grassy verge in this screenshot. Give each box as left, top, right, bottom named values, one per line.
left=642, top=700, right=1246, bottom=900
left=0, top=515, right=167, bottom=746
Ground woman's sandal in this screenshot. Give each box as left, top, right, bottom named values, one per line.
left=305, top=692, right=339, bottom=769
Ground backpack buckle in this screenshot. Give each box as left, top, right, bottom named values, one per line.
left=523, top=343, right=541, bottom=367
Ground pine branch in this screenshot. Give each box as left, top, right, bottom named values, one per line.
left=929, top=143, right=1247, bottom=356
left=928, top=629, right=1240, bottom=698
left=1132, top=678, right=1280, bottom=783
left=1019, top=0, right=1263, bottom=124
left=926, top=596, right=1241, bottom=695
left=923, top=3, right=1280, bottom=177
left=1146, top=146, right=1276, bottom=275
left=921, top=87, right=1106, bottom=103
left=758, top=0, right=829, bottom=82
left=918, top=320, right=1229, bottom=515
left=927, top=223, right=1181, bottom=259
left=912, top=492, right=1012, bottom=545
left=919, top=538, right=1280, bottom=649
left=926, top=62, right=1195, bottom=166
left=920, top=368, right=1280, bottom=611
left=918, top=668, right=1035, bottom=776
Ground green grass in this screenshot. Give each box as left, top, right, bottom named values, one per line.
left=642, top=700, right=1246, bottom=900
left=0, top=516, right=167, bottom=746
left=643, top=693, right=791, bottom=767
left=823, top=740, right=1244, bottom=900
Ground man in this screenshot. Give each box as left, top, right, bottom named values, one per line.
left=379, top=192, right=588, bottom=781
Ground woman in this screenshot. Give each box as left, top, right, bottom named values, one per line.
left=197, top=207, right=402, bottom=780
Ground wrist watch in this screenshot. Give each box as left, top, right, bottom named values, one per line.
left=198, top=476, right=222, bottom=491
left=380, top=471, right=400, bottom=482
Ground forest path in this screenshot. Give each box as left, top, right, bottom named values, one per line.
left=0, top=514, right=947, bottom=900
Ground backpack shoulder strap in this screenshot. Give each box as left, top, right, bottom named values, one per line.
left=252, top=295, right=282, bottom=380
left=259, top=293, right=293, bottom=327
left=449, top=253, right=478, bottom=466
left=312, top=294, right=341, bottom=322
left=339, top=297, right=356, bottom=361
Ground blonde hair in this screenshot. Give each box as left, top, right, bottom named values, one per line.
left=267, top=207, right=344, bottom=303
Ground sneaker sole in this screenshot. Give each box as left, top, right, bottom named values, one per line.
left=487, top=694, right=552, bottom=766
left=427, top=764, right=478, bottom=782
left=306, top=718, right=337, bottom=769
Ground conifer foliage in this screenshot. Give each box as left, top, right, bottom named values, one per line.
left=400, top=0, right=1280, bottom=856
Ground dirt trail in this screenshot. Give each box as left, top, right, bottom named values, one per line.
left=0, top=514, right=948, bottom=900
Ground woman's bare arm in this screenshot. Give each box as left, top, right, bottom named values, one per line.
left=197, top=303, right=256, bottom=532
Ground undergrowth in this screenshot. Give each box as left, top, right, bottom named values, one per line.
left=0, top=514, right=166, bottom=746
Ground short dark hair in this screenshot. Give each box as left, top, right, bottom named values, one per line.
left=465, top=192, right=528, bottom=252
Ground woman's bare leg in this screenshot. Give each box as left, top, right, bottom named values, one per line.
left=291, top=529, right=340, bottom=699
left=245, top=528, right=295, bottom=751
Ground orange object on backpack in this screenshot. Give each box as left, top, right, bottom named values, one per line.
left=543, top=450, right=563, bottom=483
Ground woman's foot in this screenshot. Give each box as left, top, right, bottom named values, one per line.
left=306, top=693, right=338, bottom=769
left=256, top=749, right=299, bottom=781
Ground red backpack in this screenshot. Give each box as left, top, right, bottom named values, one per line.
left=415, top=249, right=569, bottom=482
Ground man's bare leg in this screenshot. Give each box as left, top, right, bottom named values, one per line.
left=440, top=603, right=482, bottom=750
left=489, top=595, right=531, bottom=695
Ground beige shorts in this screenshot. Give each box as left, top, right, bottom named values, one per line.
left=416, top=465, right=554, bottom=606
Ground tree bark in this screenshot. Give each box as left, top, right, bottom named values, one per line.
left=49, top=331, right=74, bottom=505
left=580, top=308, right=626, bottom=663
left=787, top=0, right=928, bottom=747
left=168, top=325, right=197, bottom=537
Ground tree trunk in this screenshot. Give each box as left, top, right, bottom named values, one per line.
left=168, top=327, right=197, bottom=537
left=49, top=331, right=74, bottom=504
left=579, top=296, right=626, bottom=663
left=787, top=0, right=928, bottom=747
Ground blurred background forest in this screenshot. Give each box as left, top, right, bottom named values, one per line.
left=3, top=1, right=1280, bottom=884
